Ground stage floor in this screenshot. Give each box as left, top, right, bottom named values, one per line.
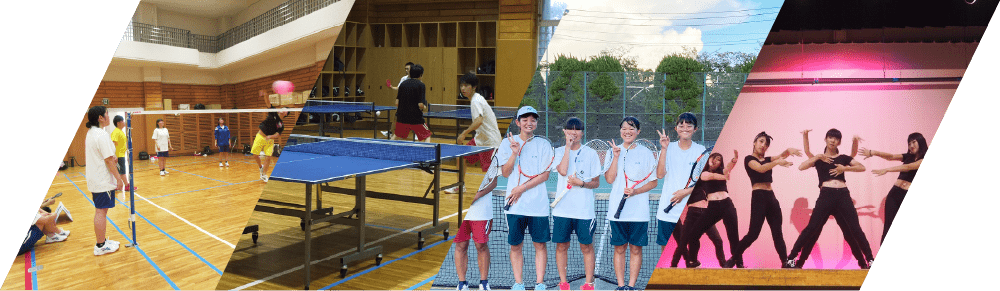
left=647, top=268, right=867, bottom=290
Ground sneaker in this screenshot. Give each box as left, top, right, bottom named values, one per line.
left=580, top=283, right=595, bottom=290
left=94, top=240, right=120, bottom=256
left=627, top=286, right=637, bottom=290
left=511, top=283, right=525, bottom=290
left=225, top=162, right=230, bottom=167
left=614, top=287, right=628, bottom=291
left=45, top=231, right=69, bottom=243
left=160, top=170, right=165, bottom=176
left=558, top=282, right=570, bottom=290
left=220, top=162, right=224, bottom=167
left=263, top=176, right=269, bottom=183
left=456, top=282, right=469, bottom=291
left=444, top=186, right=467, bottom=194
left=381, top=131, right=393, bottom=139
left=535, top=283, right=546, bottom=290
left=479, top=281, right=491, bottom=291
left=784, top=258, right=797, bottom=268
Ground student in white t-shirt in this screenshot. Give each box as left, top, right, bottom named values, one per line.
left=551, top=117, right=599, bottom=291
left=383, top=62, right=414, bottom=139
left=448, top=72, right=502, bottom=194
left=452, top=158, right=498, bottom=291
left=604, top=116, right=658, bottom=290
left=151, top=119, right=174, bottom=176
left=496, top=106, right=550, bottom=291
left=654, top=112, right=706, bottom=265
left=85, top=106, right=126, bottom=256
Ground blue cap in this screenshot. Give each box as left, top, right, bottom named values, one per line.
left=516, top=106, right=539, bottom=119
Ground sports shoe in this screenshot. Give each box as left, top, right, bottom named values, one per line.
left=479, top=281, right=491, bottom=291
left=163, top=170, right=169, bottom=174
left=614, top=286, right=629, bottom=291
left=534, top=283, right=546, bottom=290
left=784, top=258, right=797, bottom=268
left=94, top=240, right=120, bottom=256
left=511, top=283, right=525, bottom=290
left=558, top=282, right=570, bottom=290
left=225, top=162, right=229, bottom=167
left=444, top=186, right=467, bottom=194
left=220, top=162, right=224, bottom=167
left=580, top=282, right=595, bottom=290
left=381, top=131, right=394, bottom=139
left=456, top=282, right=469, bottom=291
left=160, top=170, right=165, bottom=176
left=45, top=230, right=70, bottom=243
left=261, top=174, right=269, bottom=182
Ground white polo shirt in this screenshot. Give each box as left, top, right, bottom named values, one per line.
left=86, top=126, right=118, bottom=193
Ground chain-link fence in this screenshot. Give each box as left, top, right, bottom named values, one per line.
left=520, top=71, right=747, bottom=148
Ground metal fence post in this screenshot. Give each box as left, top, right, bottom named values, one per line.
left=702, top=73, right=707, bottom=143
left=583, top=72, right=588, bottom=142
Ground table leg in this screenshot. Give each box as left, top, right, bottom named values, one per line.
left=304, top=183, right=313, bottom=290
left=458, top=157, right=466, bottom=224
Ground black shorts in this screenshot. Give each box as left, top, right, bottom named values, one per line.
left=117, top=157, right=126, bottom=175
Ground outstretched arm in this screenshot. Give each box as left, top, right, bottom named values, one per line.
left=873, top=159, right=922, bottom=176
left=801, top=130, right=814, bottom=158
left=860, top=148, right=904, bottom=161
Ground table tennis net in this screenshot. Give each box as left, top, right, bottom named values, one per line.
left=303, top=100, right=377, bottom=113
left=432, top=192, right=661, bottom=290
left=284, top=135, right=439, bottom=163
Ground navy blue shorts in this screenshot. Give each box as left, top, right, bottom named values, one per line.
left=93, top=190, right=116, bottom=209
left=218, top=144, right=230, bottom=153
left=157, top=151, right=169, bottom=158
left=656, top=220, right=677, bottom=246
left=552, top=217, right=595, bottom=244
left=18, top=225, right=43, bottom=255
left=506, top=214, right=550, bottom=245
left=610, top=221, right=648, bottom=247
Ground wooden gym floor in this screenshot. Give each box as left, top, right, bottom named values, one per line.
left=217, top=128, right=485, bottom=290
left=2, top=153, right=266, bottom=290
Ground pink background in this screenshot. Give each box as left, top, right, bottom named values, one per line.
left=656, top=42, right=968, bottom=269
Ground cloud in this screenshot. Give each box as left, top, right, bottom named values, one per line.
left=543, top=0, right=763, bottom=70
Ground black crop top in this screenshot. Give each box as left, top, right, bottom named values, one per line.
left=699, top=177, right=728, bottom=194
left=814, top=154, right=853, bottom=187
left=744, top=155, right=773, bottom=184
left=897, top=153, right=919, bottom=182
left=689, top=183, right=708, bottom=203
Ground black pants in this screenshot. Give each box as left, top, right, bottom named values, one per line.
left=680, top=198, right=739, bottom=263
left=882, top=186, right=907, bottom=244
left=670, top=207, right=725, bottom=266
left=789, top=187, right=873, bottom=265
left=732, top=190, right=787, bottom=262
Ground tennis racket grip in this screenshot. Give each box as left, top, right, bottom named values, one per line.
left=613, top=196, right=628, bottom=219
left=664, top=202, right=676, bottom=214
left=550, top=185, right=572, bottom=208
left=503, top=201, right=512, bottom=211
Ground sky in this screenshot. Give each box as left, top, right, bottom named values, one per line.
left=542, top=0, right=785, bottom=70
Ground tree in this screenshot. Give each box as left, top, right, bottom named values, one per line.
left=656, top=54, right=705, bottom=124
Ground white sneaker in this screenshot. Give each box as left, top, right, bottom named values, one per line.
left=220, top=162, right=224, bottom=167
left=479, top=282, right=491, bottom=291
left=225, top=162, right=230, bottom=167
left=45, top=230, right=70, bottom=243
left=444, top=186, right=467, bottom=194
left=94, top=240, right=120, bottom=256
left=263, top=176, right=269, bottom=182
left=164, top=170, right=169, bottom=174
left=160, top=170, right=165, bottom=176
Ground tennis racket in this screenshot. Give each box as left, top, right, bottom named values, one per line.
left=550, top=140, right=613, bottom=208
left=664, top=145, right=714, bottom=214
left=503, top=135, right=555, bottom=211
left=469, top=149, right=502, bottom=204
left=613, top=139, right=659, bottom=219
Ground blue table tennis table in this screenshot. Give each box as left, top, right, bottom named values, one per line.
left=423, top=105, right=517, bottom=143
left=301, top=102, right=396, bottom=139
left=254, top=136, right=491, bottom=289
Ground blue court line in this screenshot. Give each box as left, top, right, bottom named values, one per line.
left=114, top=198, right=224, bottom=275
left=320, top=236, right=454, bottom=290
left=146, top=180, right=259, bottom=200
left=61, top=173, right=179, bottom=290
left=406, top=275, right=437, bottom=290
left=165, top=167, right=234, bottom=185
left=30, top=249, right=37, bottom=290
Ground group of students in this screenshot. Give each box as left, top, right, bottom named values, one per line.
left=452, top=110, right=717, bottom=291
left=668, top=128, right=925, bottom=270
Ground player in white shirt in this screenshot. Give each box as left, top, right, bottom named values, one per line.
left=151, top=119, right=174, bottom=176
left=551, top=118, right=599, bottom=291
left=449, top=72, right=502, bottom=194
left=654, top=113, right=706, bottom=264
left=605, top=116, right=658, bottom=291
left=85, top=106, right=126, bottom=256
left=496, top=106, right=550, bottom=291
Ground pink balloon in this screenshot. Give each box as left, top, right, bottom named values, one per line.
left=272, top=80, right=295, bottom=94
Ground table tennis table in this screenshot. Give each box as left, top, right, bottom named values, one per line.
left=254, top=135, right=491, bottom=289
left=423, top=104, right=517, bottom=143
left=300, top=101, right=396, bottom=139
